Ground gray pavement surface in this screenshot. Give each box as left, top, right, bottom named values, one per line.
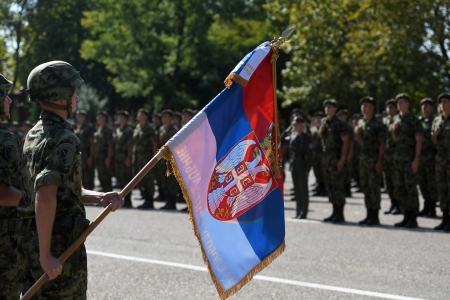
left=83, top=170, right=450, bottom=299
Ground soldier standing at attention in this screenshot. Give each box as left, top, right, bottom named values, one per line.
left=153, top=113, right=166, bottom=202
left=355, top=97, right=386, bottom=225
left=290, top=117, right=312, bottom=219
left=95, top=111, right=113, bottom=192
left=311, top=112, right=326, bottom=196
left=392, top=93, right=422, bottom=228
left=115, top=110, right=134, bottom=208
left=320, top=99, right=349, bottom=223
left=19, top=61, right=123, bottom=298
left=76, top=110, right=95, bottom=190
left=383, top=99, right=401, bottom=215
left=159, top=109, right=179, bottom=210
left=337, top=109, right=354, bottom=198
left=0, top=74, right=23, bottom=300
left=133, top=108, right=158, bottom=209
left=431, top=93, right=450, bottom=231
left=417, top=98, right=437, bottom=217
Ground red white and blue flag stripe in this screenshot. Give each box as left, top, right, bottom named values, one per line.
left=163, top=42, right=285, bottom=299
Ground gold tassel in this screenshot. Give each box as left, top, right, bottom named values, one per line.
left=161, top=145, right=286, bottom=300
left=224, top=73, right=249, bottom=89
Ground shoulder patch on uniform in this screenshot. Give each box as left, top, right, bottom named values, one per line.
left=56, top=143, right=77, bottom=167
left=1, top=140, right=18, bottom=163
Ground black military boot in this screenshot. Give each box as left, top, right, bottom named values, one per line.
left=405, top=211, right=419, bottom=228
left=138, top=194, right=154, bottom=209
left=160, top=197, right=177, bottom=210
left=323, top=204, right=336, bottom=222
left=358, top=209, right=370, bottom=225
left=384, top=204, right=395, bottom=214
left=427, top=203, right=437, bottom=218
left=434, top=210, right=449, bottom=230
left=391, top=205, right=402, bottom=215
left=123, top=195, right=133, bottom=208
left=332, top=205, right=345, bottom=223
left=418, top=201, right=430, bottom=217
left=154, top=190, right=166, bottom=202
left=366, top=209, right=380, bottom=226
left=394, top=211, right=410, bottom=227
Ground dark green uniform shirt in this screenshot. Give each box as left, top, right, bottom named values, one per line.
left=393, top=111, right=423, bottom=162
left=159, top=124, right=178, bottom=145
left=358, top=116, right=386, bottom=160
left=115, top=124, right=134, bottom=160
left=383, top=115, right=397, bottom=160
left=133, top=122, right=157, bottom=160
left=0, top=124, right=22, bottom=219
left=321, top=115, right=348, bottom=156
left=419, top=115, right=436, bottom=162
left=432, top=115, right=450, bottom=162
left=19, top=111, right=84, bottom=219
left=76, top=121, right=95, bottom=159
left=95, top=125, right=113, bottom=158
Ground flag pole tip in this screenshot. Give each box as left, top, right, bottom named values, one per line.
left=272, top=27, right=296, bottom=47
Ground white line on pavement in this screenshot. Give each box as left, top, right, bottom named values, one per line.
left=87, top=250, right=425, bottom=300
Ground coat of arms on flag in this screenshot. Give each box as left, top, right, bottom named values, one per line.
left=161, top=29, right=294, bottom=299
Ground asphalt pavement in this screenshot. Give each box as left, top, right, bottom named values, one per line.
left=83, top=170, right=450, bottom=299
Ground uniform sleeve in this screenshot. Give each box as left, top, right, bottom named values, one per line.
left=0, top=135, right=20, bottom=186
left=414, top=117, right=423, bottom=136
left=377, top=121, right=387, bottom=142
left=35, top=137, right=79, bottom=188
left=125, top=127, right=134, bottom=146
left=88, top=125, right=95, bottom=140
left=106, top=128, right=114, bottom=144
left=339, top=121, right=348, bottom=137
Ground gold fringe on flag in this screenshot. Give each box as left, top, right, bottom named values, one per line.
left=224, top=73, right=248, bottom=89
left=161, top=145, right=286, bottom=300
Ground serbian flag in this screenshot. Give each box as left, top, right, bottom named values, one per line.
left=162, top=42, right=285, bottom=299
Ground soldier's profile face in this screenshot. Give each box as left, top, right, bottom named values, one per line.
left=71, top=92, right=79, bottom=113
left=97, top=114, right=106, bottom=125
left=361, top=102, right=374, bottom=115
left=3, top=95, right=11, bottom=118
left=441, top=98, right=450, bottom=115
left=137, top=112, right=147, bottom=123
left=397, top=98, right=409, bottom=112
left=386, top=104, right=397, bottom=116
left=76, top=114, right=86, bottom=123
left=324, top=104, right=336, bottom=115
left=421, top=103, right=434, bottom=115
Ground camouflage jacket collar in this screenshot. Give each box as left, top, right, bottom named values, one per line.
left=40, top=110, right=74, bottom=132
left=326, top=114, right=339, bottom=123
left=0, top=122, right=11, bottom=132
left=399, top=111, right=413, bottom=119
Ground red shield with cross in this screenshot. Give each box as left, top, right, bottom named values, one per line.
left=207, top=132, right=277, bottom=221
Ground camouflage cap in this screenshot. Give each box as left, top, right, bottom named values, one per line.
left=26, top=61, right=83, bottom=103
left=395, top=93, right=411, bottom=103
left=385, top=99, right=396, bottom=107
left=137, top=108, right=150, bottom=116
left=313, top=111, right=325, bottom=118
left=97, top=110, right=109, bottom=119
left=336, top=109, right=348, bottom=116
left=174, top=111, right=182, bottom=119
left=359, top=96, right=375, bottom=105
left=323, top=99, right=338, bottom=108
left=161, top=109, right=174, bottom=117
left=420, top=97, right=434, bottom=106
left=117, top=110, right=130, bottom=118
left=153, top=113, right=162, bottom=120
left=291, top=117, right=306, bottom=125
left=77, top=110, right=88, bottom=116
left=437, top=93, right=450, bottom=103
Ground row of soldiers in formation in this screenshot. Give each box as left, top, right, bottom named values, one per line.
left=75, top=108, right=196, bottom=211
left=286, top=93, right=450, bottom=231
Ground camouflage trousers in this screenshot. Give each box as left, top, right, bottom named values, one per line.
left=134, top=154, right=155, bottom=201
left=81, top=153, right=95, bottom=190
left=394, top=161, right=419, bottom=213
left=383, top=157, right=399, bottom=208
left=19, top=228, right=88, bottom=299
left=95, top=156, right=112, bottom=192
left=0, top=230, right=22, bottom=300
left=343, top=161, right=352, bottom=187
left=115, top=157, right=132, bottom=202
left=417, top=158, right=437, bottom=204
left=435, top=158, right=450, bottom=211
left=312, top=152, right=324, bottom=186
left=156, top=159, right=166, bottom=198
left=359, top=158, right=381, bottom=210
left=322, top=155, right=345, bottom=207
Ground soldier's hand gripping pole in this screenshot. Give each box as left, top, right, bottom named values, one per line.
left=21, top=149, right=165, bottom=300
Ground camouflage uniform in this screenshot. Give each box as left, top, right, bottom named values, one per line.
left=417, top=114, right=437, bottom=216
left=383, top=114, right=400, bottom=213
left=159, top=124, right=179, bottom=208
left=19, top=111, right=89, bottom=299
left=358, top=115, right=386, bottom=212
left=95, top=125, right=113, bottom=192
left=393, top=110, right=422, bottom=225
left=133, top=121, right=157, bottom=207
left=343, top=121, right=354, bottom=196
left=76, top=120, right=95, bottom=190
left=115, top=123, right=134, bottom=205
left=290, top=126, right=312, bottom=218
left=310, top=125, right=325, bottom=194
left=321, top=111, right=348, bottom=221
left=0, top=74, right=24, bottom=300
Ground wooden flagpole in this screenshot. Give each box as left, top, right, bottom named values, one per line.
left=21, top=149, right=165, bottom=300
